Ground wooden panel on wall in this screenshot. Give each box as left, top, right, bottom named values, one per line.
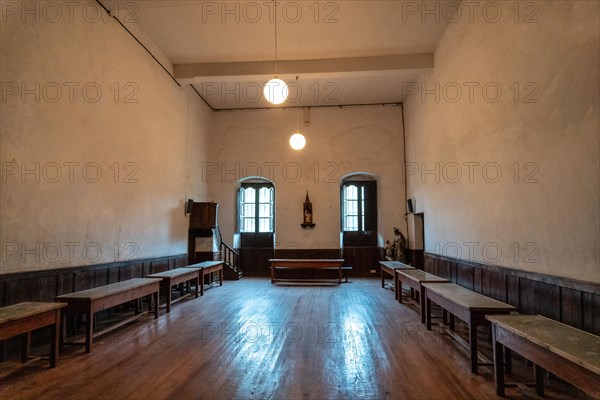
left=455, top=263, right=474, bottom=290
left=342, top=247, right=382, bottom=276
left=239, top=248, right=273, bottom=276
left=7, top=275, right=58, bottom=304
left=560, top=287, right=583, bottom=329
left=424, top=255, right=435, bottom=274
left=437, top=259, right=451, bottom=280
left=506, top=275, right=520, bottom=308
left=274, top=249, right=342, bottom=260
left=146, top=260, right=169, bottom=275
left=0, top=254, right=187, bottom=307
left=482, top=269, right=507, bottom=303
left=582, top=293, right=600, bottom=335
left=520, top=277, right=561, bottom=320
left=424, top=253, right=600, bottom=335
left=74, top=268, right=109, bottom=292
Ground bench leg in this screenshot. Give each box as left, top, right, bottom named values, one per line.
left=534, top=364, right=544, bottom=396
left=21, top=332, right=31, bottom=363
left=425, top=297, right=432, bottom=330
left=220, top=268, right=223, bottom=286
left=166, top=284, right=172, bottom=313
left=381, top=270, right=385, bottom=288
left=469, top=320, right=478, bottom=374
left=50, top=313, right=59, bottom=368
left=153, top=291, right=159, bottom=319
left=85, top=307, right=93, bottom=353
left=420, top=289, right=427, bottom=323
left=492, top=331, right=505, bottom=396
left=504, top=347, right=512, bottom=374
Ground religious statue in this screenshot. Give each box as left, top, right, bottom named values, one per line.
left=392, top=227, right=407, bottom=262
left=384, top=240, right=394, bottom=261
left=301, top=191, right=315, bottom=228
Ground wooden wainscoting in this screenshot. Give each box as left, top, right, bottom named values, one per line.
left=342, top=246, right=383, bottom=276
left=424, top=252, right=600, bottom=335
left=0, top=254, right=188, bottom=307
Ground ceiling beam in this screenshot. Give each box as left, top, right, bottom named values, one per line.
left=174, top=54, right=433, bottom=83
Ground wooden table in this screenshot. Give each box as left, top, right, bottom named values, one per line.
left=379, top=261, right=415, bottom=296
left=0, top=302, right=66, bottom=367
left=269, top=259, right=345, bottom=284
left=147, top=267, right=202, bottom=313
left=55, top=278, right=161, bottom=353
left=423, top=282, right=515, bottom=373
left=487, top=314, right=600, bottom=397
left=185, top=261, right=224, bottom=293
left=395, top=269, right=448, bottom=322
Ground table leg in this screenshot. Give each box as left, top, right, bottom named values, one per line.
left=194, top=276, right=199, bottom=298
left=492, top=328, right=505, bottom=396
left=534, top=364, right=544, bottom=395
left=425, top=296, right=432, bottom=330
left=338, top=266, right=342, bottom=284
left=271, top=265, right=275, bottom=284
left=219, top=267, right=223, bottom=286
left=85, top=306, right=93, bottom=353
left=443, top=309, right=448, bottom=324
left=50, top=312, right=59, bottom=368
left=200, top=271, right=205, bottom=296
left=449, top=314, right=455, bottom=331
left=21, top=332, right=31, bottom=363
left=153, top=291, right=159, bottom=319
left=504, top=347, right=512, bottom=374
left=469, top=319, right=478, bottom=373
left=59, top=311, right=66, bottom=352
left=420, top=288, right=426, bottom=323
left=397, top=277, right=402, bottom=303
left=381, top=269, right=385, bottom=288
left=166, top=282, right=172, bottom=313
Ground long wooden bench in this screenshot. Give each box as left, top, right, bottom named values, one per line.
left=185, top=261, right=224, bottom=293
left=147, top=267, right=202, bottom=313
left=379, top=261, right=415, bottom=298
left=487, top=314, right=600, bottom=398
left=0, top=302, right=66, bottom=368
left=395, top=269, right=448, bottom=322
left=55, top=278, right=161, bottom=353
left=423, top=282, right=516, bottom=373
left=269, top=259, right=345, bottom=284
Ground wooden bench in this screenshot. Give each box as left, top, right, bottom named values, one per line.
left=55, top=278, right=161, bottom=353
left=379, top=261, right=415, bottom=298
left=269, top=259, right=345, bottom=284
left=487, top=314, right=600, bottom=398
left=185, top=261, right=224, bottom=293
left=395, top=269, right=448, bottom=322
left=147, top=267, right=202, bottom=313
left=0, top=302, right=66, bottom=368
left=423, top=282, right=515, bottom=373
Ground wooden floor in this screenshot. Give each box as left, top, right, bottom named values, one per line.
left=0, top=278, right=591, bottom=400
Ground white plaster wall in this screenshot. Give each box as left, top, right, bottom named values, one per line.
left=0, top=1, right=212, bottom=273
left=404, top=1, right=599, bottom=282
left=208, top=105, right=406, bottom=249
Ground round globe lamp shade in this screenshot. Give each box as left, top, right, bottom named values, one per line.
left=263, top=78, right=288, bottom=104
left=289, top=133, right=306, bottom=150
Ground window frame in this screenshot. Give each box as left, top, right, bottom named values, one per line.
left=341, top=179, right=377, bottom=246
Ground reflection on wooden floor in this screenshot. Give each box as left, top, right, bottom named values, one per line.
left=0, top=278, right=591, bottom=400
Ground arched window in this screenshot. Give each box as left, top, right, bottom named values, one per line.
left=239, top=183, right=274, bottom=233
left=238, top=179, right=275, bottom=248
left=341, top=176, right=377, bottom=246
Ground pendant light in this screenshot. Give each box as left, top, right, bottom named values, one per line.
left=290, top=104, right=306, bottom=150
left=264, top=0, right=288, bottom=105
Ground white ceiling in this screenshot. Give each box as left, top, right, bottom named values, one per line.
left=115, top=1, right=450, bottom=109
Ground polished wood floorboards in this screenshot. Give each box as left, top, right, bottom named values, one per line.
left=0, top=278, right=590, bottom=400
